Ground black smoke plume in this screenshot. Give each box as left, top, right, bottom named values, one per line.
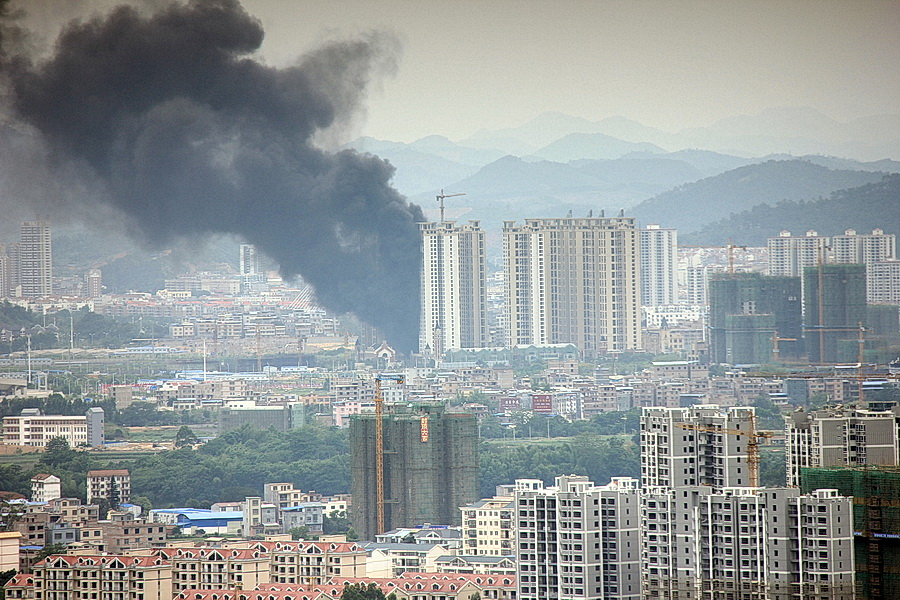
left=0, top=0, right=424, bottom=351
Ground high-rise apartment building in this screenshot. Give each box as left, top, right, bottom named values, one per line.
left=803, top=264, right=867, bottom=364
left=785, top=407, right=900, bottom=488
left=350, top=402, right=479, bottom=541
left=868, top=259, right=900, bottom=304
left=831, top=228, right=896, bottom=265
left=459, top=488, right=514, bottom=557
left=685, top=264, right=711, bottom=306
left=767, top=230, right=829, bottom=277
left=515, top=476, right=641, bottom=600
left=640, top=405, right=756, bottom=489
left=419, top=220, right=487, bottom=355
left=84, top=269, right=102, bottom=298
left=642, top=486, right=855, bottom=599
left=503, top=216, right=641, bottom=356
left=708, top=272, right=803, bottom=364
left=17, top=221, right=52, bottom=297
left=639, top=224, right=677, bottom=306
left=239, top=243, right=258, bottom=275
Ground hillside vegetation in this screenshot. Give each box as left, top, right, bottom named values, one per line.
left=687, top=173, right=900, bottom=246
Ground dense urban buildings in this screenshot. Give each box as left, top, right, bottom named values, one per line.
left=503, top=216, right=641, bottom=356
left=350, top=402, right=479, bottom=541
left=418, top=220, right=487, bottom=355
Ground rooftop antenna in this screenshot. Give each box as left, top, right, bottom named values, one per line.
left=436, top=189, right=465, bottom=223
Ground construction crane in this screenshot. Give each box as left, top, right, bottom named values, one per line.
left=374, top=373, right=404, bottom=535
left=675, top=414, right=773, bottom=487
left=436, top=189, right=465, bottom=223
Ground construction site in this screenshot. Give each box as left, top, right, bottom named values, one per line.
left=802, top=466, right=900, bottom=599
left=349, top=397, right=479, bottom=541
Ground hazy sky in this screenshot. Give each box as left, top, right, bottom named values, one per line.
left=20, top=0, right=900, bottom=143
left=240, top=0, right=900, bottom=143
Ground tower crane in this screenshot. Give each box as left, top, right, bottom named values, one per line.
left=675, top=414, right=772, bottom=487
left=436, top=189, right=466, bottom=223
left=374, top=373, right=404, bottom=535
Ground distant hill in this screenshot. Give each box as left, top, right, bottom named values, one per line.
left=629, top=160, right=887, bottom=232
left=685, top=174, right=900, bottom=246
left=531, top=132, right=666, bottom=162
left=409, top=154, right=714, bottom=225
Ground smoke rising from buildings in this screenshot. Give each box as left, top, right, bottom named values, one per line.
left=0, top=0, right=424, bottom=351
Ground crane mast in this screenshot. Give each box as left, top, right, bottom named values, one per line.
left=676, top=414, right=772, bottom=487
left=436, top=189, right=466, bottom=223
left=374, top=373, right=404, bottom=535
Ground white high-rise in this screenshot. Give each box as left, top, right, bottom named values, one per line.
left=767, top=230, right=829, bottom=277
left=419, top=220, right=487, bottom=356
left=831, top=228, right=896, bottom=264
left=639, top=224, right=677, bottom=306
left=17, top=221, right=52, bottom=297
left=503, top=216, right=641, bottom=356
left=515, top=476, right=641, bottom=600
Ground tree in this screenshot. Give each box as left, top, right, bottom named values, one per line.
left=42, top=437, right=75, bottom=468
left=174, top=426, right=199, bottom=448
left=340, top=583, right=396, bottom=600
left=288, top=526, right=312, bottom=540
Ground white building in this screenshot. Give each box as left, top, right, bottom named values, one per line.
left=867, top=259, right=900, bottom=304
left=785, top=407, right=900, bottom=487
left=419, top=220, right=487, bottom=356
left=16, top=221, right=52, bottom=297
left=641, top=486, right=855, bottom=598
left=3, top=409, right=88, bottom=447
left=459, top=490, right=514, bottom=556
left=641, top=405, right=756, bottom=489
left=831, top=228, right=896, bottom=265
left=503, top=216, right=641, bottom=356
left=639, top=224, right=678, bottom=306
left=86, top=469, right=131, bottom=505
left=767, top=230, right=829, bottom=277
left=515, top=476, right=641, bottom=600
left=30, top=473, right=61, bottom=503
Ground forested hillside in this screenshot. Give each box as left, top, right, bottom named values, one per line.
left=686, top=173, right=900, bottom=246
left=630, top=160, right=886, bottom=233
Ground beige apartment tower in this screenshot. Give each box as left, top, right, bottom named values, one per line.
left=503, top=216, right=641, bottom=356
left=419, top=220, right=487, bottom=355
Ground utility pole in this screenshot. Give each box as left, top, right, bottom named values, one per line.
left=436, top=189, right=465, bottom=223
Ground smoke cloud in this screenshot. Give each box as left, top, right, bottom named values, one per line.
left=0, top=0, right=424, bottom=351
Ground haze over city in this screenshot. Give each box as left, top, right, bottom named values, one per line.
left=12, top=0, right=900, bottom=143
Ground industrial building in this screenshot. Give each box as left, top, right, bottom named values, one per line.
left=418, top=220, right=488, bottom=356
left=503, top=216, right=641, bottom=356
left=350, top=402, right=479, bottom=541
left=708, top=272, right=803, bottom=364
left=803, top=263, right=867, bottom=364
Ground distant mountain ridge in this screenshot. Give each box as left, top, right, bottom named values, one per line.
left=629, top=160, right=888, bottom=233
left=685, top=174, right=900, bottom=246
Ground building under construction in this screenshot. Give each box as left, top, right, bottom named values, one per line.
left=802, top=466, right=900, bottom=599
left=708, top=273, right=803, bottom=364
left=803, top=264, right=867, bottom=364
left=349, top=402, right=479, bottom=541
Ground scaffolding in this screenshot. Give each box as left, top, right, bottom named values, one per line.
left=349, top=402, right=479, bottom=541
left=802, top=466, right=900, bottom=599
